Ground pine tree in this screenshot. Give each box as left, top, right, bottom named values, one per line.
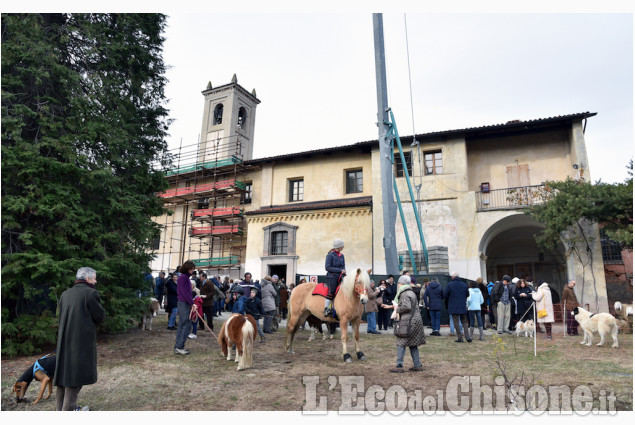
left=2, top=13, right=171, bottom=355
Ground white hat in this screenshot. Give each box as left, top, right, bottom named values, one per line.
left=333, top=239, right=344, bottom=249
left=512, top=277, right=520, bottom=284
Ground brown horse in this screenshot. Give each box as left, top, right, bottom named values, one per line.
left=218, top=313, right=257, bottom=370
left=285, top=268, right=370, bottom=362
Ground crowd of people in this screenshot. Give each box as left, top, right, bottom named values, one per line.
left=151, top=266, right=293, bottom=352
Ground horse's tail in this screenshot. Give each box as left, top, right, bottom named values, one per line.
left=242, top=319, right=255, bottom=369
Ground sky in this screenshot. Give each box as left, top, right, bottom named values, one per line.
left=162, top=10, right=633, bottom=184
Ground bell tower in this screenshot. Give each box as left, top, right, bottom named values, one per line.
left=198, top=74, right=260, bottom=162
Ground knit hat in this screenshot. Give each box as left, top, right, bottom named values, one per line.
left=502, top=275, right=511, bottom=282
left=398, top=275, right=411, bottom=285
left=333, top=239, right=344, bottom=249
left=272, top=275, right=279, bottom=281
left=511, top=277, right=520, bottom=284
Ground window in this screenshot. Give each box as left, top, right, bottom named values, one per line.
left=151, top=235, right=160, bottom=251
left=601, top=229, right=623, bottom=263
left=271, top=231, right=288, bottom=255
left=213, top=103, right=223, bottom=125
left=394, top=152, right=412, bottom=178
left=242, top=182, right=252, bottom=204
left=289, top=179, right=304, bottom=202
left=346, top=169, right=363, bottom=194
left=197, top=197, right=209, bottom=209
left=506, top=164, right=530, bottom=188
left=424, top=150, right=443, bottom=175
left=237, top=107, right=247, bottom=129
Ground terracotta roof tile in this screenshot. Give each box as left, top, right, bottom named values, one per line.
left=244, top=112, right=596, bottom=165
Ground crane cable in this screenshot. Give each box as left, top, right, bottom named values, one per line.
left=404, top=14, right=426, bottom=260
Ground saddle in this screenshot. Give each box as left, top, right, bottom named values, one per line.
left=312, top=283, right=340, bottom=299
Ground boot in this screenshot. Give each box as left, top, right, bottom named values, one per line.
left=478, top=326, right=484, bottom=341
left=470, top=326, right=475, bottom=339
left=260, top=335, right=266, bottom=343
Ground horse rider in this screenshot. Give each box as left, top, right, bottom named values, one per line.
left=324, top=238, right=346, bottom=317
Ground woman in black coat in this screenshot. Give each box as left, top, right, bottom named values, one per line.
left=515, top=279, right=534, bottom=322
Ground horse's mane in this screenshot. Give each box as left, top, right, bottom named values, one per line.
left=340, top=268, right=371, bottom=299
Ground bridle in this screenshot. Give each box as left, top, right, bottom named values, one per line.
left=353, top=272, right=367, bottom=298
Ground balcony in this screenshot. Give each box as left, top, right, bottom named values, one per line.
left=476, top=184, right=549, bottom=211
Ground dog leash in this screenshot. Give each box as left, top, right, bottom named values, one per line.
left=192, top=309, right=221, bottom=346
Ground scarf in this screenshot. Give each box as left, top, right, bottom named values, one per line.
left=395, top=284, right=412, bottom=303
left=74, top=279, right=95, bottom=289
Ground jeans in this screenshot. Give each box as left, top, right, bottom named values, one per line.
left=468, top=310, right=483, bottom=328
left=168, top=307, right=178, bottom=327
left=263, top=310, right=276, bottom=333
left=366, top=312, right=377, bottom=332
left=254, top=317, right=265, bottom=338
left=449, top=315, right=464, bottom=333
left=396, top=345, right=422, bottom=368
left=174, top=301, right=192, bottom=350
left=191, top=320, right=197, bottom=335
left=429, top=310, right=441, bottom=332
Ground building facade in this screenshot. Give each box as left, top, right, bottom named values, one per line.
left=151, top=78, right=609, bottom=312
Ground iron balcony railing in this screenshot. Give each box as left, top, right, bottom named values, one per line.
left=476, top=184, right=550, bottom=211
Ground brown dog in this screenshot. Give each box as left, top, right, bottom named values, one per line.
left=13, top=354, right=56, bottom=405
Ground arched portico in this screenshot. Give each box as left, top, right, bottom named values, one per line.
left=478, top=214, right=567, bottom=291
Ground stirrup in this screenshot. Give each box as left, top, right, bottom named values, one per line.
left=324, top=307, right=333, bottom=317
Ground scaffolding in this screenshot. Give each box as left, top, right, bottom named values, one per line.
left=152, top=132, right=250, bottom=278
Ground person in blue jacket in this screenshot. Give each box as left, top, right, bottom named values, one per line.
left=231, top=291, right=246, bottom=314
left=324, top=238, right=346, bottom=317
left=423, top=277, right=444, bottom=336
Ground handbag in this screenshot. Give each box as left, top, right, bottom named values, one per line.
left=394, top=315, right=412, bottom=338
left=537, top=290, right=548, bottom=318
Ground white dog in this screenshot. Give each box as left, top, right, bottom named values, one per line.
left=614, top=301, right=633, bottom=321
left=515, top=319, right=535, bottom=337
left=572, top=307, right=619, bottom=348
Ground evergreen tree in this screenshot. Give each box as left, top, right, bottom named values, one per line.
left=2, top=13, right=171, bottom=355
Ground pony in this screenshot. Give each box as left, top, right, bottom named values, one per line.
left=142, top=298, right=160, bottom=331
left=217, top=313, right=257, bottom=370
left=285, top=268, right=370, bottom=362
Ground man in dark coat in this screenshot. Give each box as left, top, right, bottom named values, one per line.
left=154, top=271, right=166, bottom=308
left=53, top=267, right=105, bottom=411
left=423, top=277, right=444, bottom=336
left=443, top=272, right=471, bottom=343
left=383, top=275, right=397, bottom=328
